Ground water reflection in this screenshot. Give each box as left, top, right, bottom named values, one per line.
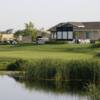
left=13, top=76, right=100, bottom=100
left=15, top=80, right=87, bottom=94
left=0, top=75, right=99, bottom=100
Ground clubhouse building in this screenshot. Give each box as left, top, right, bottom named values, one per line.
left=48, top=22, right=100, bottom=41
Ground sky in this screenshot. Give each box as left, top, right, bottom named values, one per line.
left=0, top=0, right=100, bottom=31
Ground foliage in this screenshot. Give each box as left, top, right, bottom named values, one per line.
left=95, top=52, right=100, bottom=58
left=0, top=34, right=2, bottom=41
left=91, top=42, right=100, bottom=48
left=14, top=30, right=25, bottom=36
left=46, top=40, right=67, bottom=44
left=87, top=84, right=100, bottom=100
left=24, top=22, right=38, bottom=39
left=7, top=59, right=27, bottom=71
left=15, top=21, right=38, bottom=40
left=74, top=32, right=81, bottom=39
left=25, top=59, right=100, bottom=83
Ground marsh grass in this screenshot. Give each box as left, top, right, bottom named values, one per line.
left=7, top=59, right=28, bottom=71
left=91, top=42, right=100, bottom=48
left=87, top=84, right=100, bottom=100
left=95, top=52, right=100, bottom=58
left=24, top=59, right=100, bottom=83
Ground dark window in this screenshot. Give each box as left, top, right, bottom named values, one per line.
left=57, top=27, right=73, bottom=31
left=86, top=32, right=90, bottom=39
left=57, top=27, right=63, bottom=31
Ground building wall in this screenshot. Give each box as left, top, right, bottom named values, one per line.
left=78, top=32, right=86, bottom=39
left=51, top=31, right=73, bottom=40
left=50, top=30, right=100, bottom=41
left=0, top=34, right=15, bottom=41
left=78, top=31, right=100, bottom=40
left=93, top=31, right=100, bottom=40
left=17, top=35, right=33, bottom=43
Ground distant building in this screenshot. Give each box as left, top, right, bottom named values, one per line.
left=0, top=30, right=15, bottom=41
left=48, top=22, right=100, bottom=42
left=16, top=35, right=33, bottom=43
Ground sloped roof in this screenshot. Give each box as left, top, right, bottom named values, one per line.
left=48, top=23, right=65, bottom=31
left=82, top=22, right=100, bottom=29
left=48, top=22, right=100, bottom=31
left=68, top=22, right=85, bottom=27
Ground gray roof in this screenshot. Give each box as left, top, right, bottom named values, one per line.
left=48, top=22, right=100, bottom=31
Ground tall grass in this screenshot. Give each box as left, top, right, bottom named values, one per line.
left=0, top=58, right=16, bottom=70
left=87, top=84, right=100, bottom=100
left=91, top=42, right=100, bottom=48
left=24, top=59, right=100, bottom=83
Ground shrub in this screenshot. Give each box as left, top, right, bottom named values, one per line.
left=7, top=59, right=27, bottom=71
left=95, top=52, right=100, bottom=57
left=91, top=42, right=100, bottom=48
left=46, top=40, right=67, bottom=44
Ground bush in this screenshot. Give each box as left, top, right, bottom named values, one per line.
left=46, top=40, right=67, bottom=44
left=95, top=52, right=100, bottom=57
left=91, top=42, right=100, bottom=48
left=7, top=59, right=27, bottom=71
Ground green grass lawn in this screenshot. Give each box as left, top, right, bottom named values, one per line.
left=0, top=44, right=99, bottom=60
left=0, top=43, right=99, bottom=70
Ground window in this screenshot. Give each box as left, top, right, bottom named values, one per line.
left=68, top=31, right=73, bottom=39
left=57, top=31, right=62, bottom=39
left=86, top=32, right=90, bottom=39
left=63, top=31, right=67, bottom=39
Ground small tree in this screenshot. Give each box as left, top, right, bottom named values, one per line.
left=24, top=21, right=38, bottom=40
left=74, top=32, right=81, bottom=43
left=15, top=22, right=38, bottom=40
left=0, top=33, right=2, bottom=41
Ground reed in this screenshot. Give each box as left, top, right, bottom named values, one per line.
left=24, top=59, right=100, bottom=83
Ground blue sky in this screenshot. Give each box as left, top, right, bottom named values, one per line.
left=0, top=0, right=100, bottom=30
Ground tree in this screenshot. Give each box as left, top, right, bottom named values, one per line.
left=14, top=30, right=24, bottom=37
left=0, top=33, right=2, bottom=41
left=15, top=22, right=38, bottom=40
left=24, top=21, right=38, bottom=40
left=39, top=28, right=48, bottom=37
left=25, top=21, right=34, bottom=31
left=74, top=32, right=81, bottom=43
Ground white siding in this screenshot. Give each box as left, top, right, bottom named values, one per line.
left=1, top=34, right=15, bottom=41
left=51, top=33, right=56, bottom=39
left=51, top=34, right=53, bottom=39
left=54, top=33, right=57, bottom=39
left=18, top=35, right=23, bottom=41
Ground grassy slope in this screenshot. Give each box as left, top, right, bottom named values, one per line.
left=0, top=44, right=99, bottom=70
left=0, top=44, right=99, bottom=60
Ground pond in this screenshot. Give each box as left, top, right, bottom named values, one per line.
left=0, top=75, right=98, bottom=100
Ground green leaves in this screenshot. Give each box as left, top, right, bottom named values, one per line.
left=15, top=21, right=38, bottom=40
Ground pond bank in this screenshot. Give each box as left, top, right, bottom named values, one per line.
left=0, top=58, right=99, bottom=84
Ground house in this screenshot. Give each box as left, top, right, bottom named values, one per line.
left=0, top=29, right=15, bottom=42
left=36, top=30, right=50, bottom=38
left=48, top=22, right=100, bottom=42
